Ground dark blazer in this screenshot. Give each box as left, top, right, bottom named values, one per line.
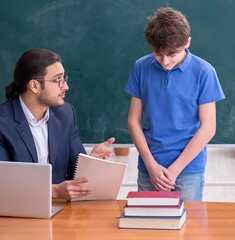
left=0, top=97, right=86, bottom=184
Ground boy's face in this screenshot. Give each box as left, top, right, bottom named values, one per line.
left=153, top=38, right=191, bottom=70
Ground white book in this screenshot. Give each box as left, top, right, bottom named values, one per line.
left=71, top=153, right=128, bottom=201
left=124, top=201, right=184, bottom=217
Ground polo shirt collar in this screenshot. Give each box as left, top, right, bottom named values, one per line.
left=152, top=48, right=192, bottom=72
left=177, top=48, right=191, bottom=72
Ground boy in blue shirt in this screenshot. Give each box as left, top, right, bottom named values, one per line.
left=125, top=7, right=225, bottom=201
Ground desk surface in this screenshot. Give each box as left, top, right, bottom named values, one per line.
left=1, top=201, right=235, bottom=240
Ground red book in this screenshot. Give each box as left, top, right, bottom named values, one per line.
left=126, top=191, right=180, bottom=206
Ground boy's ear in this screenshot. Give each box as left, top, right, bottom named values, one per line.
left=185, top=37, right=191, bottom=48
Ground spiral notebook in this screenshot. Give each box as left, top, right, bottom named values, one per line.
left=71, top=153, right=128, bottom=201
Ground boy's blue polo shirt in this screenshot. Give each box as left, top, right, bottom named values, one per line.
left=125, top=49, right=225, bottom=173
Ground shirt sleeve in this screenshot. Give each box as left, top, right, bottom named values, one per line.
left=198, top=66, right=225, bottom=105
left=125, top=61, right=142, bottom=99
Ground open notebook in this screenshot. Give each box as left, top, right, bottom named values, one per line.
left=0, top=161, right=63, bottom=218
left=71, top=153, right=128, bottom=201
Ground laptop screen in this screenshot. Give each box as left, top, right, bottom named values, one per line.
left=0, top=161, right=63, bottom=218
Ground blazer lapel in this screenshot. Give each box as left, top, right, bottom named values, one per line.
left=47, top=110, right=60, bottom=166
left=13, top=98, right=38, bottom=163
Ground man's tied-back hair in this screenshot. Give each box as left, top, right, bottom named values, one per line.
left=144, top=7, right=190, bottom=55
left=5, top=48, right=61, bottom=100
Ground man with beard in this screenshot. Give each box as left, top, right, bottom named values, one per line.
left=0, top=48, right=115, bottom=200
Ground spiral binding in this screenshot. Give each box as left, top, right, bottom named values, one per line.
left=73, top=154, right=80, bottom=179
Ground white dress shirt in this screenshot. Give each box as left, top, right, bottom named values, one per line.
left=19, top=96, right=49, bottom=164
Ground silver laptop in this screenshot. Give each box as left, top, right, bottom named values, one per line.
left=0, top=161, right=63, bottom=218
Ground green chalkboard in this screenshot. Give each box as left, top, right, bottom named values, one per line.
left=0, top=0, right=234, bottom=143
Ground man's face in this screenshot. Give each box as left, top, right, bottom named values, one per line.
left=37, top=62, right=69, bottom=107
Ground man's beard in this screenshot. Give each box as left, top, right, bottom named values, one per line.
left=37, top=91, right=65, bottom=107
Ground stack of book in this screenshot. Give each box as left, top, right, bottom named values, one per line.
left=119, top=191, right=186, bottom=230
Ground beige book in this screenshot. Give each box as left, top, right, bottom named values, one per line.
left=71, top=153, right=128, bottom=201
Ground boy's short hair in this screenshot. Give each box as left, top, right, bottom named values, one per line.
left=144, top=7, right=190, bottom=55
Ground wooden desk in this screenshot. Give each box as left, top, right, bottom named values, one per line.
left=0, top=201, right=235, bottom=240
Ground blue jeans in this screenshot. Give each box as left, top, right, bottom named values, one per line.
left=137, top=170, right=205, bottom=201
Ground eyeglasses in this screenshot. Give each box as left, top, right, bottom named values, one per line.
left=37, top=75, right=68, bottom=88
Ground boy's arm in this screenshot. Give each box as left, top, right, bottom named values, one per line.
left=128, top=96, right=175, bottom=191
left=168, top=102, right=216, bottom=181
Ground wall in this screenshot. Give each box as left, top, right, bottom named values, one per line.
left=86, top=145, right=235, bottom=202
